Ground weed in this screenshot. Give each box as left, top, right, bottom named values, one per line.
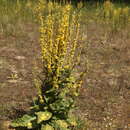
left=11, top=1, right=84, bottom=130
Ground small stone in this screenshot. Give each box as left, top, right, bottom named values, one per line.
left=7, top=80, right=18, bottom=83
left=15, top=56, right=25, bottom=60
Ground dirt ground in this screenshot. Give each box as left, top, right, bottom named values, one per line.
left=0, top=22, right=130, bottom=129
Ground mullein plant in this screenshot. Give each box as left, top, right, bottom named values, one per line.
left=112, top=8, right=121, bottom=31
left=111, top=6, right=130, bottom=32
left=11, top=1, right=84, bottom=130
left=102, top=1, right=130, bottom=32
left=103, top=0, right=114, bottom=21
left=121, top=7, right=130, bottom=28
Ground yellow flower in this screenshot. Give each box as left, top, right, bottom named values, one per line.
left=27, top=122, right=32, bottom=129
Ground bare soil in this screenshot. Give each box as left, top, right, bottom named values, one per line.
left=0, top=22, right=130, bottom=129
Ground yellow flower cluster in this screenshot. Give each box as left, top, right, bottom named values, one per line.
left=38, top=1, right=82, bottom=93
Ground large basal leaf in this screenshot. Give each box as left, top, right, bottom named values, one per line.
left=35, top=111, right=52, bottom=124
left=11, top=114, right=36, bottom=129
left=55, top=120, right=68, bottom=129
left=41, top=124, right=54, bottom=130
left=50, top=98, right=73, bottom=111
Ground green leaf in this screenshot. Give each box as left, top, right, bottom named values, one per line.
left=41, top=124, right=54, bottom=130
left=35, top=111, right=52, bottom=124
left=55, top=120, right=68, bottom=128
left=50, top=97, right=73, bottom=112
left=11, top=114, right=36, bottom=128
left=67, top=117, right=77, bottom=126
left=30, top=105, right=40, bottom=111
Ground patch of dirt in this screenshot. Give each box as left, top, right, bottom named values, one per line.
left=0, top=22, right=129, bottom=129
left=77, top=24, right=130, bottom=129
left=0, top=24, right=39, bottom=120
